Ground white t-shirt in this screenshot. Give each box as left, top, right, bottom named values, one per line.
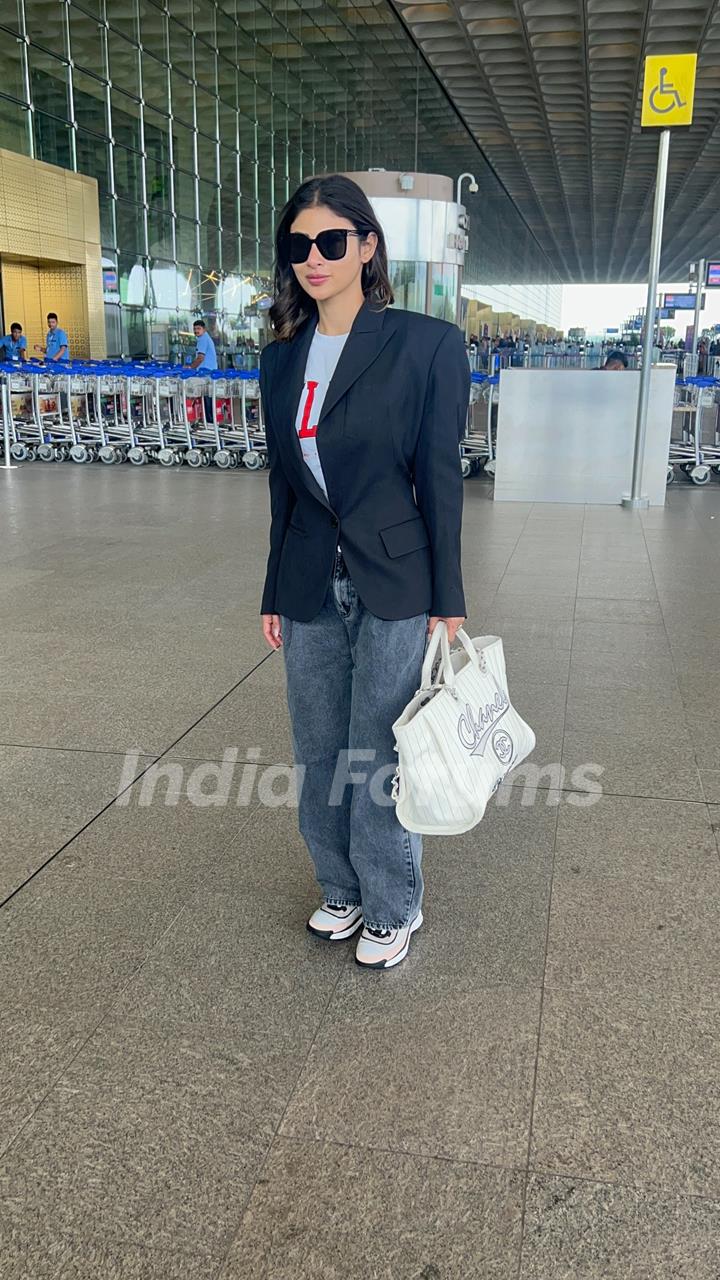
left=294, top=329, right=349, bottom=497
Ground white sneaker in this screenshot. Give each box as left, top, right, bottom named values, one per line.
left=307, top=902, right=363, bottom=941
left=355, top=912, right=423, bottom=970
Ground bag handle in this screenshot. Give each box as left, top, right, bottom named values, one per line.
left=420, top=620, right=455, bottom=691
left=453, top=627, right=482, bottom=670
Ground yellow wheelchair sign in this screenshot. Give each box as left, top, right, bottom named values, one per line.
left=642, top=54, right=697, bottom=127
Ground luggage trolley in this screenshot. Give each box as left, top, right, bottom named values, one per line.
left=124, top=367, right=165, bottom=465
left=153, top=369, right=192, bottom=466
left=96, top=364, right=135, bottom=463
left=460, top=367, right=499, bottom=478
left=210, top=370, right=248, bottom=467
left=32, top=365, right=81, bottom=461
left=668, top=375, right=718, bottom=486
left=180, top=372, right=221, bottom=467
left=64, top=365, right=109, bottom=463
left=2, top=364, right=42, bottom=461
left=241, top=371, right=268, bottom=469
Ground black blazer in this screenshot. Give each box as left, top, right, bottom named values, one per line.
left=259, top=300, right=470, bottom=623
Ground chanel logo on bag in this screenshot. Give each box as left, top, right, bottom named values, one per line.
left=491, top=729, right=514, bottom=765
left=457, top=689, right=510, bottom=756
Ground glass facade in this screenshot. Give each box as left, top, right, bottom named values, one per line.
left=0, top=0, right=561, bottom=361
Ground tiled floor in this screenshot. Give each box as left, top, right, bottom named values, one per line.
left=1, top=463, right=720, bottom=1279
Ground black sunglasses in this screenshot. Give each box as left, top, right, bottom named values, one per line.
left=287, top=228, right=371, bottom=264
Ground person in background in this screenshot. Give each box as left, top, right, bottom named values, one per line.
left=34, top=313, right=69, bottom=362
left=0, top=323, right=27, bottom=362
left=189, top=318, right=218, bottom=422
left=697, top=339, right=708, bottom=375
left=602, top=349, right=629, bottom=370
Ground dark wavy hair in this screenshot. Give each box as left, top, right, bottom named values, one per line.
left=269, top=174, right=394, bottom=342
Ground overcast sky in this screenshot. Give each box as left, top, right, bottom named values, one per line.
left=560, top=281, right=720, bottom=336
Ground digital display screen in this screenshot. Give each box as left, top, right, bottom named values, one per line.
left=706, top=262, right=720, bottom=287
left=663, top=293, right=696, bottom=310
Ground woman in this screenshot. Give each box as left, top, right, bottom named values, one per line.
left=260, top=174, right=470, bottom=970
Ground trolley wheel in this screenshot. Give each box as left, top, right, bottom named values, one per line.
left=173, top=451, right=184, bottom=464
left=158, top=447, right=175, bottom=467
left=128, top=446, right=145, bottom=466
left=186, top=448, right=203, bottom=468
left=243, top=450, right=263, bottom=470
left=87, top=447, right=98, bottom=463
left=201, top=452, right=211, bottom=466
left=485, top=458, right=497, bottom=477
left=229, top=453, right=239, bottom=467
left=460, top=456, right=472, bottom=479
left=70, top=444, right=89, bottom=464
left=10, top=442, right=28, bottom=462
left=25, top=447, right=37, bottom=462
left=713, top=465, right=720, bottom=475
left=690, top=464, right=711, bottom=486
left=98, top=445, right=116, bottom=465
left=214, top=449, right=232, bottom=469
left=37, top=443, right=55, bottom=462
left=666, top=464, right=676, bottom=485
left=54, top=446, right=68, bottom=462
left=114, top=448, right=126, bottom=464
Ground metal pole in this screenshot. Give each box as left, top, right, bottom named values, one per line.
left=2, top=381, right=17, bottom=470
left=692, top=258, right=705, bottom=365
left=623, top=128, right=671, bottom=510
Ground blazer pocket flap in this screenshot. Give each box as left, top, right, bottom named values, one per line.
left=379, top=516, right=430, bottom=558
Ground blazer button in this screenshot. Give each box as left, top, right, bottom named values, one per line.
left=330, top=516, right=338, bottom=528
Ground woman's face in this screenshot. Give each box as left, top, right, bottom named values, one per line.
left=289, top=205, right=377, bottom=304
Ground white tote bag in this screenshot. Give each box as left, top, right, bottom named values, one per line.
left=391, top=623, right=536, bottom=835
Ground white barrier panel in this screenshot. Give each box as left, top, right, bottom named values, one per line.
left=494, top=366, right=676, bottom=506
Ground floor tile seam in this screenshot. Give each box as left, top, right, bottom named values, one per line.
left=538, top=980, right=720, bottom=1015
left=520, top=1167, right=717, bottom=1203
left=514, top=504, right=584, bottom=1280
left=0, top=912, right=190, bottom=1162
left=65, top=979, right=549, bottom=1044
left=0, top=807, right=264, bottom=1150
left=531, top=782, right=709, bottom=804
left=0, top=743, right=162, bottom=759
left=146, top=652, right=281, bottom=768
left=0, top=1225, right=216, bottom=1270
left=0, top=654, right=277, bottom=911
left=523, top=1162, right=720, bottom=1204
left=211, top=937, right=354, bottom=1277
left=0, top=753, right=172, bottom=911
left=0, top=781, right=254, bottom=916
left=133, top=751, right=296, bottom=765
left=490, top=504, right=540, bottom=594
left=257, top=1130, right=530, bottom=1178
left=637, top=518, right=712, bottom=812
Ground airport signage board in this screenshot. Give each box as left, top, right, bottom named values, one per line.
left=706, top=261, right=720, bottom=287
left=641, top=54, right=697, bottom=128
left=663, top=293, right=697, bottom=310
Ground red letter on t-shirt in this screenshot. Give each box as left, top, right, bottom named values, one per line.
left=298, top=381, right=319, bottom=438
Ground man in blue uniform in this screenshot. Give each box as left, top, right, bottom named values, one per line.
left=0, top=323, right=27, bottom=362
left=190, top=319, right=218, bottom=372
left=34, top=313, right=70, bottom=361
left=190, top=318, right=218, bottom=422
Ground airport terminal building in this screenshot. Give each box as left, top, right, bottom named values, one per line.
left=0, top=0, right=562, bottom=361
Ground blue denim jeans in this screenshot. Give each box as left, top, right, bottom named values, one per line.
left=282, top=549, right=427, bottom=932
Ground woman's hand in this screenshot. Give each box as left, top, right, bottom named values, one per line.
left=262, top=614, right=283, bottom=649
left=428, top=616, right=465, bottom=644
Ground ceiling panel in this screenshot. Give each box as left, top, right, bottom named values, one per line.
left=391, top=0, right=720, bottom=280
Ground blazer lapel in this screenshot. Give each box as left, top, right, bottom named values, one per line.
left=271, top=312, right=331, bottom=511
left=318, top=300, right=392, bottom=427
left=269, top=300, right=393, bottom=511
